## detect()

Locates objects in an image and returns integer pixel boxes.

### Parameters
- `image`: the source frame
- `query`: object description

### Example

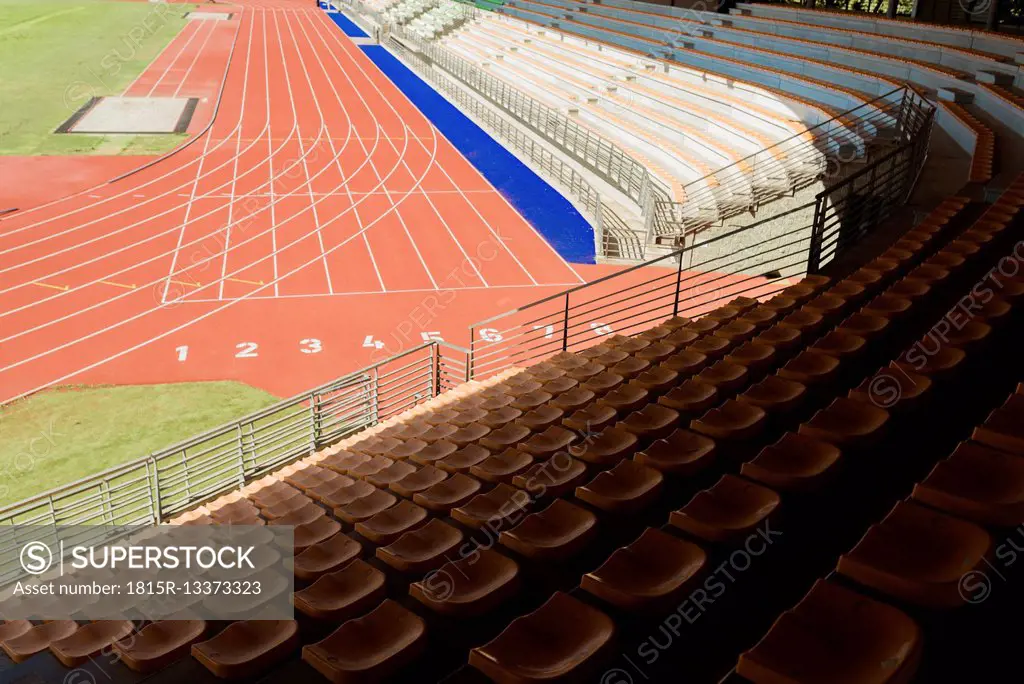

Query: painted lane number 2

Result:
[175,340,323,362]
[235,342,259,358]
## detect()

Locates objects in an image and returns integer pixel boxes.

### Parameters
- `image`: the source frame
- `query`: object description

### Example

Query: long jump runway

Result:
[0,3,604,402]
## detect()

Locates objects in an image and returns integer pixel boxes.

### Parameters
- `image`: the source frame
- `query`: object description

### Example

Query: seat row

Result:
[462,185,1024,678]
[0,618,209,673]
[136,182,1022,682]
[733,179,1024,683]
[739,375,1024,683]
[466,178,1024,681]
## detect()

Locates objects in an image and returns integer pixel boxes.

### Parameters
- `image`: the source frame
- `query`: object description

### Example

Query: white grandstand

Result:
[339,0,1019,263]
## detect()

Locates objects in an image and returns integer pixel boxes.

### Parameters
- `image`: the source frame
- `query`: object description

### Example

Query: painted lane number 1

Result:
[176,340,323,361]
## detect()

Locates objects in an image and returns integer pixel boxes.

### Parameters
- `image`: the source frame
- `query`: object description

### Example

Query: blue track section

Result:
[325,6,369,38]
[358,44,596,263]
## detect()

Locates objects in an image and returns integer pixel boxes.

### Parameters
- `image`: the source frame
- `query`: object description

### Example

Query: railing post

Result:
[897,87,911,140]
[468,328,476,381]
[180,451,192,502]
[672,246,684,316]
[807,194,826,274]
[310,391,321,451]
[100,480,113,525]
[370,367,380,425]
[235,424,246,486]
[150,460,162,523]
[594,195,605,258]
[432,343,441,398]
[643,195,656,246]
[561,293,570,352]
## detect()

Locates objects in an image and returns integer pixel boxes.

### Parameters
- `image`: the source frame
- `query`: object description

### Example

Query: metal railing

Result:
[646,86,934,244]
[387,33,646,259]
[390,36,601,216]
[808,101,934,272]
[599,201,645,260]
[468,94,934,378]
[391,15,933,254]
[412,36,663,206]
[0,342,470,528]
[468,205,815,377]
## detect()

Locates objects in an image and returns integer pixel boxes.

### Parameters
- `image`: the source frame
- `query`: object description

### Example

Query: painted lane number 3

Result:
[175,339,322,361]
[300,338,323,354]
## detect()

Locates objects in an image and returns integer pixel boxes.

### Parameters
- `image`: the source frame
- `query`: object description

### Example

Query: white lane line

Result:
[0,9,438,398]
[279,11,333,294]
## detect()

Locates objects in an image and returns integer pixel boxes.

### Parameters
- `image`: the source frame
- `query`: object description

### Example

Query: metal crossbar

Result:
[389,15,932,257]
[0,342,470,527]
[469,97,934,378]
[469,202,814,377]
[646,86,933,244]
[405,32,663,206]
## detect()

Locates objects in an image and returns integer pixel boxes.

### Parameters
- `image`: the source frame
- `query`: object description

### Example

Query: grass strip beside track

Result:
[0,0,193,155]
[0,381,279,505]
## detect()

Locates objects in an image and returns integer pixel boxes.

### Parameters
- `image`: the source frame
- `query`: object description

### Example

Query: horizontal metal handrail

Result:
[646,91,925,240]
[387,34,644,258]
[410,33,658,205]
[0,342,471,525]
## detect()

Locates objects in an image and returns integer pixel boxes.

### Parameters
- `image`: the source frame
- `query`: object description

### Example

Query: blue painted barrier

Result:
[327,6,370,38]
[356,44,596,263]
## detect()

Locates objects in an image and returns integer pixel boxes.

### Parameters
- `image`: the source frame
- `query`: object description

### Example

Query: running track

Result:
[0,1,638,403]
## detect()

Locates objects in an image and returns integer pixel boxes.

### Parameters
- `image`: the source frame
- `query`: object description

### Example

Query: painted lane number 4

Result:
[364,332,443,350]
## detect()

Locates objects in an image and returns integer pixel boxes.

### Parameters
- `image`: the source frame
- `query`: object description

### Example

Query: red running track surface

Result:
[0,3,621,402]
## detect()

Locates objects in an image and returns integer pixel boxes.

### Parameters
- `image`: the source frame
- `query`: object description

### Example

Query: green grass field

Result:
[0,0,195,155]
[0,382,279,506]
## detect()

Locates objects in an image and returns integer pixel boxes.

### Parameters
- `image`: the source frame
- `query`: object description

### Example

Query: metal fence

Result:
[388,33,645,260]
[808,108,934,272]
[0,342,470,528]
[413,37,663,206]
[390,36,602,216]
[389,16,933,259]
[468,206,815,378]
[646,86,934,245]
[468,95,935,378]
